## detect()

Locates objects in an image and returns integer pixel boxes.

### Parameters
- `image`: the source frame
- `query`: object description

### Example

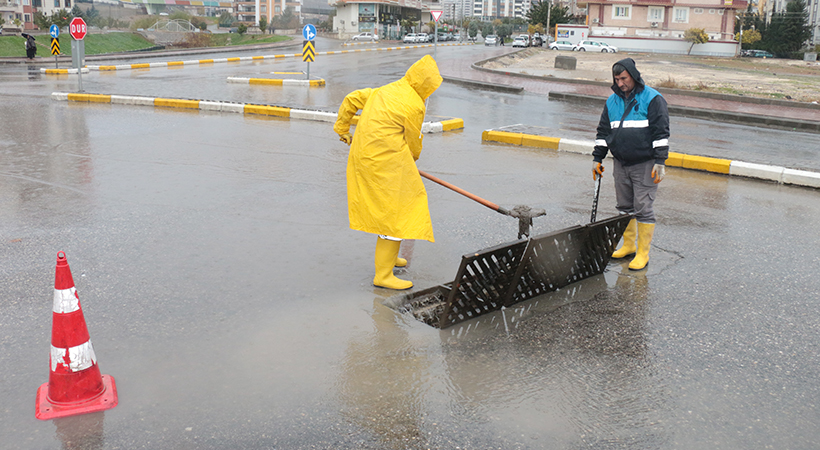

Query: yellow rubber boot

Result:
[629,222,655,271]
[373,238,413,290]
[395,257,407,268]
[612,219,637,259]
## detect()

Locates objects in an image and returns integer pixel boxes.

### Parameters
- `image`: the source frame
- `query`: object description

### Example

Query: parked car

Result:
[403,33,418,43]
[743,49,774,58]
[549,40,575,51]
[517,34,530,46]
[484,34,498,46]
[415,33,430,43]
[512,36,528,48]
[573,40,618,52]
[531,33,544,47]
[352,32,378,41]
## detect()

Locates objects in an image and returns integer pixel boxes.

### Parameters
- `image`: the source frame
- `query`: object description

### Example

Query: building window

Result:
[673,7,689,23]
[694,8,704,14]
[53,0,58,7]
[647,6,664,21]
[718,9,724,15]
[613,5,631,19]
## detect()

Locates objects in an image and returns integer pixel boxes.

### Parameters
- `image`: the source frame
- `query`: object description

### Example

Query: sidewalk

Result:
[436,48,820,127]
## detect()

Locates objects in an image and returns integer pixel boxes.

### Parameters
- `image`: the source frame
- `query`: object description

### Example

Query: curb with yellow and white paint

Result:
[85,43,475,72]
[51,92,464,133]
[227,76,326,87]
[481,129,820,190]
[41,68,90,75]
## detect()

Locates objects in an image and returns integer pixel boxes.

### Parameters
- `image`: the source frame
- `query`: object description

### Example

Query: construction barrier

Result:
[481,129,820,190]
[86,43,476,72]
[51,92,464,133]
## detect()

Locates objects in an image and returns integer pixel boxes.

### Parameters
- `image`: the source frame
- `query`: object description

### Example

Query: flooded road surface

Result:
[1,45,820,449]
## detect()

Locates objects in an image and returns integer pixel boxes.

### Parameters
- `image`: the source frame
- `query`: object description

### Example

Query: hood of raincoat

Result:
[404,55,443,101]
[611,57,645,97]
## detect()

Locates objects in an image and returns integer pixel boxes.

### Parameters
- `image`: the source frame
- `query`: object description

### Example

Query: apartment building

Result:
[330,0,447,40]
[235,0,302,24]
[1,0,37,31]
[473,0,531,19]
[581,0,748,42]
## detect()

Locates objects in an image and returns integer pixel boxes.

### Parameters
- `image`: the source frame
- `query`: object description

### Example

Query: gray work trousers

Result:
[613,159,657,223]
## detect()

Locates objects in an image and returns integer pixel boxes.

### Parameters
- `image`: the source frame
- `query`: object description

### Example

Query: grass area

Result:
[208,33,290,47]
[0,31,291,57]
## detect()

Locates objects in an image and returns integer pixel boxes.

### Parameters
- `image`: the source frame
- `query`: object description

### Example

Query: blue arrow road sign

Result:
[302,24,316,41]
[50,24,60,38]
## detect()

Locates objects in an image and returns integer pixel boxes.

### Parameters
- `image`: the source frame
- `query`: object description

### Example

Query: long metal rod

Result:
[418,169,506,214]
[590,174,601,223]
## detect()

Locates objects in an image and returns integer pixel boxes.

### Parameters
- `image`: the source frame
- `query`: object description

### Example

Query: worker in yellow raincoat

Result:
[334,55,443,290]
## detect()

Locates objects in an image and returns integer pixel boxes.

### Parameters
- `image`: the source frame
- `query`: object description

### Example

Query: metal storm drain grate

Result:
[390,214,634,329]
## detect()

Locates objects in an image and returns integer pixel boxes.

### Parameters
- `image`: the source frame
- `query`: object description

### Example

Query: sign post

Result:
[69,17,87,92]
[431,10,442,60]
[302,24,316,80]
[49,24,60,68]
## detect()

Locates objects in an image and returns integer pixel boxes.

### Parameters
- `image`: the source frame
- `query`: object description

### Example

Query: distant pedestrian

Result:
[22,33,37,59]
[499,35,504,46]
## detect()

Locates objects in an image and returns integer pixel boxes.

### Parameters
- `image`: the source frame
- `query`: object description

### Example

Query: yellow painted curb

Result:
[167,61,184,66]
[131,63,150,69]
[154,98,200,109]
[67,93,112,103]
[252,56,265,60]
[249,79,285,85]
[440,119,464,131]
[244,104,291,117]
[666,152,685,167]
[522,135,560,149]
[309,79,326,87]
[227,57,241,62]
[482,130,523,145]
[199,59,214,64]
[99,65,117,71]
[44,69,69,74]
[681,154,731,174]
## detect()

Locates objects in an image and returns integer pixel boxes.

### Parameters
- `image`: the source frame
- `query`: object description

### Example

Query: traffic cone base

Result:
[36,374,118,420]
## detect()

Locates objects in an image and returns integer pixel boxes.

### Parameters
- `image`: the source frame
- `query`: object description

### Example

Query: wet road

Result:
[1,41,819,449]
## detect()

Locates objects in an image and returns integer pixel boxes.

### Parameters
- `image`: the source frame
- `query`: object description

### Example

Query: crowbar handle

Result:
[418,170,510,215]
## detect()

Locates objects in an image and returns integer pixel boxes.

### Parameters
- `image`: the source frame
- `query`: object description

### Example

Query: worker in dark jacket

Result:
[592,57,669,271]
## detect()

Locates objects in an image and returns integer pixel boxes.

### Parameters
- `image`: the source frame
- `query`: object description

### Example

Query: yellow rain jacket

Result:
[334,55,443,242]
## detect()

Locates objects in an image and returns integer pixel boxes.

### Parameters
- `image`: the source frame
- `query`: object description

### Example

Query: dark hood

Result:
[611,57,645,97]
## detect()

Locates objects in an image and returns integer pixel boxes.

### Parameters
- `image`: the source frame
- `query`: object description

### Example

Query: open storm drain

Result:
[388,214,634,329]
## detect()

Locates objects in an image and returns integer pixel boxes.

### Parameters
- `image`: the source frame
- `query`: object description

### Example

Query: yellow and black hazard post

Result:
[51,38,60,68]
[302,40,315,80]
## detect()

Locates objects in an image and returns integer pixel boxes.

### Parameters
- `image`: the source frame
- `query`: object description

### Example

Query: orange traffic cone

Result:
[35,252,118,420]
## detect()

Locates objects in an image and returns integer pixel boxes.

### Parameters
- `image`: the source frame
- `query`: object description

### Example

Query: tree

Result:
[734,29,761,47]
[498,23,512,40]
[258,16,267,33]
[51,9,72,29]
[33,11,51,30]
[527,0,571,34]
[237,23,247,35]
[400,19,415,34]
[218,11,234,27]
[468,21,478,39]
[70,4,84,18]
[482,22,493,37]
[762,0,811,55]
[683,27,709,55]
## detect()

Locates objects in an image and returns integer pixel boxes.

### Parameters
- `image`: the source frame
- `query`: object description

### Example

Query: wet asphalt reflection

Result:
[0,45,819,449]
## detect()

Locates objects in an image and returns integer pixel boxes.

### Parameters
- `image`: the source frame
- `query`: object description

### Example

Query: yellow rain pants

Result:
[334,55,443,242]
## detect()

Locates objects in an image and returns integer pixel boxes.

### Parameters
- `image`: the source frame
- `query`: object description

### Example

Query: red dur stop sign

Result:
[69,17,87,40]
